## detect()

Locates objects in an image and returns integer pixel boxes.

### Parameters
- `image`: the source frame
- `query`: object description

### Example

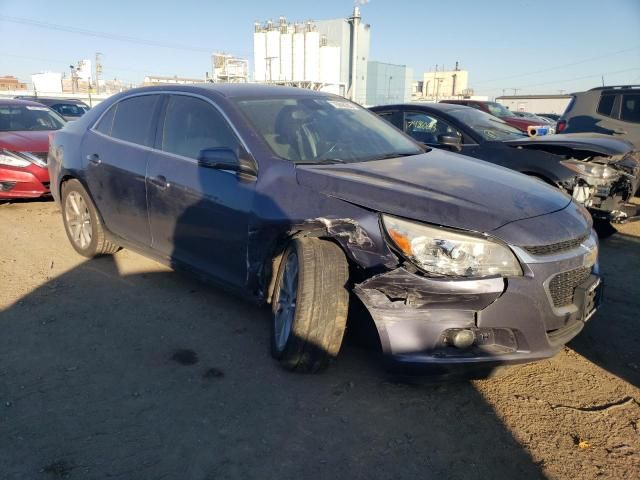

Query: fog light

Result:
[449,329,476,349]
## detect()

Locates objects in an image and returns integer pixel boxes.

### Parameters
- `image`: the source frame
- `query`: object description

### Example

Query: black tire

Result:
[271,237,349,373]
[61,179,119,257]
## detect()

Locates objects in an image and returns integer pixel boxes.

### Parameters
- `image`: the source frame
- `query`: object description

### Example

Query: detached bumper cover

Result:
[354,234,602,368]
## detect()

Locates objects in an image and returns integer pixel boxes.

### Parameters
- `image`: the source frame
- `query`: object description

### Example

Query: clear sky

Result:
[1,0,639,97]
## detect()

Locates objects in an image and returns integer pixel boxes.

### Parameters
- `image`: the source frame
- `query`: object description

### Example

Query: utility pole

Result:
[95,52,103,95]
[511,88,520,95]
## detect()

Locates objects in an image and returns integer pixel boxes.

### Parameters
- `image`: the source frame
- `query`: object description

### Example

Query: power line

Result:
[473,46,640,85]
[0,15,217,53]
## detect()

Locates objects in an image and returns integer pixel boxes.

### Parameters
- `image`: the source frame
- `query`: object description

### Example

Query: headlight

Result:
[0,150,31,168]
[561,160,619,180]
[382,215,522,278]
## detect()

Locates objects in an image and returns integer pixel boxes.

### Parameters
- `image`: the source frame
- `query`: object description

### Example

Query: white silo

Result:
[253,22,267,82]
[279,19,293,81]
[304,22,320,82]
[292,23,305,81]
[265,21,281,81]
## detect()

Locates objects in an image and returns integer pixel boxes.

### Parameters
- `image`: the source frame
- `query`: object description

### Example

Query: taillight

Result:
[556,120,567,133]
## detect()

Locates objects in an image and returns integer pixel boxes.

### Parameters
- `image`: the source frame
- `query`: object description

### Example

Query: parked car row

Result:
[44,84,607,376]
[370,102,640,226]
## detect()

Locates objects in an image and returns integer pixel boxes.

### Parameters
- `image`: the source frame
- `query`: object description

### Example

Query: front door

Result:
[146,94,255,288]
[82,94,162,246]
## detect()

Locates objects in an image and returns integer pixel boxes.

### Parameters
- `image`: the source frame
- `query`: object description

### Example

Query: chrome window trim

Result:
[88,90,256,164]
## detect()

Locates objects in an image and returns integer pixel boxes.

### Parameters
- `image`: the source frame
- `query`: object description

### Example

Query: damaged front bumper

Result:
[353,236,603,372]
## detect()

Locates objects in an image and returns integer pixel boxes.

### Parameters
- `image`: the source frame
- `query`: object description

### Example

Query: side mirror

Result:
[198,147,240,171]
[197,147,258,177]
[437,134,462,152]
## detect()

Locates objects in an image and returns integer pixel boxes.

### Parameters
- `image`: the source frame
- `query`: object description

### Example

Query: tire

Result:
[61,179,119,257]
[271,237,349,373]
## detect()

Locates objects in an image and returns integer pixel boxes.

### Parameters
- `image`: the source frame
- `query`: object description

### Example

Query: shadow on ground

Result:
[569,232,640,388]
[0,255,545,480]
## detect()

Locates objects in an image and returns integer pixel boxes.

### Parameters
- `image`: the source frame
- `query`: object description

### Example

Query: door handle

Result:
[149,175,170,190]
[86,153,101,165]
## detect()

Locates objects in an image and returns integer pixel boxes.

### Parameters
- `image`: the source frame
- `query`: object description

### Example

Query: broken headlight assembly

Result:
[560,160,619,181]
[382,215,522,278]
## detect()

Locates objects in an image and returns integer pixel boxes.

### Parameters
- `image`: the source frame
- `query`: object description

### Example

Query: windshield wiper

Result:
[370,151,423,161]
[300,158,347,165]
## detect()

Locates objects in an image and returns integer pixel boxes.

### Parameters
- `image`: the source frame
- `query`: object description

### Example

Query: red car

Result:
[0,99,65,199]
[440,100,545,132]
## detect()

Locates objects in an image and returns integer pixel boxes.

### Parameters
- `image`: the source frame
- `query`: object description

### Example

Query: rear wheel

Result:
[61,179,119,257]
[271,237,349,373]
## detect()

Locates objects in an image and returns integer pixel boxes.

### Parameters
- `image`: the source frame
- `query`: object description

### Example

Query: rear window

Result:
[110,95,160,147]
[620,93,640,123]
[596,94,616,117]
[52,103,88,117]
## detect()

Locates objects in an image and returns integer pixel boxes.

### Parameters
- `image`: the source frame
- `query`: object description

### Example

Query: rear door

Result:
[146,94,255,287]
[82,94,162,246]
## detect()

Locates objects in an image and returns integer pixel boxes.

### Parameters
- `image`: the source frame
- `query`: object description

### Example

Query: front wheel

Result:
[271,237,349,373]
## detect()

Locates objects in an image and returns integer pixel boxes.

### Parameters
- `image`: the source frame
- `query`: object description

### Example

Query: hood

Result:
[296,150,572,233]
[503,133,635,157]
[0,130,51,152]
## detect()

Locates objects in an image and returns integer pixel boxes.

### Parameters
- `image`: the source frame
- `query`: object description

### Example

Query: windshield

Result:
[235,96,423,163]
[0,104,66,132]
[449,108,526,141]
[486,102,516,118]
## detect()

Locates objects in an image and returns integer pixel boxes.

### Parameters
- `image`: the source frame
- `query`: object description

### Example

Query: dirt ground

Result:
[1,199,639,480]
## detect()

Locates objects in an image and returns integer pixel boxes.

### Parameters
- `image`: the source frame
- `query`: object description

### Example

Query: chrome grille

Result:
[524,234,588,256]
[548,267,591,307]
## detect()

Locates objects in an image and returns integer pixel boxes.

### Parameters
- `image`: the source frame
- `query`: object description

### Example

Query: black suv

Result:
[558,85,640,147]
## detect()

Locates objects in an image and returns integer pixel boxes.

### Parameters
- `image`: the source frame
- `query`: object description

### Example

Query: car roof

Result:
[372,102,475,114]
[25,97,89,105]
[120,83,336,99]
[0,98,53,107]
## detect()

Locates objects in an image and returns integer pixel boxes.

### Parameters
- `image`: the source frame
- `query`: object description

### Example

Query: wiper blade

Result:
[371,152,423,161]
[300,158,347,165]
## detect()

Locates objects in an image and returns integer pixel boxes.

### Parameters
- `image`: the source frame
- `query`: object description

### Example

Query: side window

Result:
[110,95,160,147]
[403,112,461,145]
[161,95,239,159]
[596,94,616,117]
[620,94,640,123]
[94,104,117,136]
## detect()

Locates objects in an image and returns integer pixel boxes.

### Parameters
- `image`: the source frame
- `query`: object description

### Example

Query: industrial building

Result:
[366,61,413,106]
[211,53,249,83]
[142,75,207,86]
[496,94,573,115]
[252,6,371,103]
[419,64,469,101]
[31,72,63,93]
[0,75,27,91]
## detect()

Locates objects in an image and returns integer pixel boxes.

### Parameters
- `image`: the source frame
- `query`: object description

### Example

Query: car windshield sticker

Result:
[327,100,359,110]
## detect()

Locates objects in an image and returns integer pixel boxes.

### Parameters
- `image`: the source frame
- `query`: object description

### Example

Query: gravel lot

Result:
[1,199,639,479]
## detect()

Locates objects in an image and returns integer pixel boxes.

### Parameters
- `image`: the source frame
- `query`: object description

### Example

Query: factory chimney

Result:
[348,6,361,102]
